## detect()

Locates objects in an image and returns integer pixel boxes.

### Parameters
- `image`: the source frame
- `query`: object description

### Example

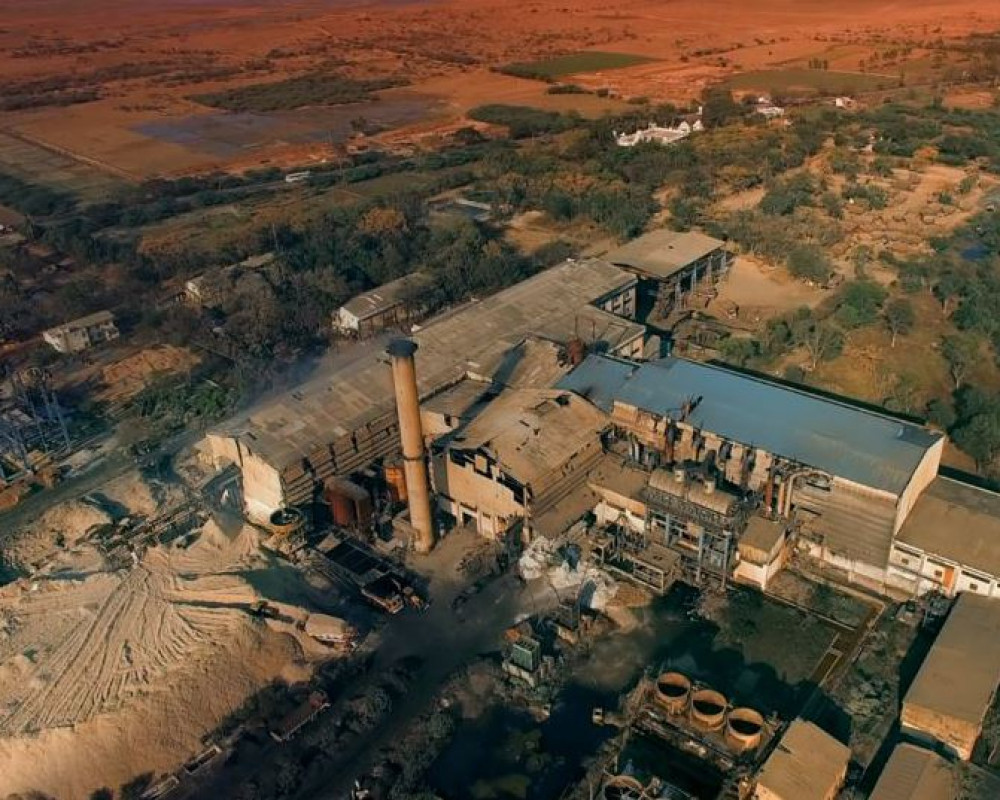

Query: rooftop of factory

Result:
[448,388,608,486]
[557,354,942,495]
[604,229,726,280]
[339,272,430,321]
[903,592,1000,727]
[869,743,955,800]
[755,719,850,800]
[896,476,1000,576]
[215,259,639,471]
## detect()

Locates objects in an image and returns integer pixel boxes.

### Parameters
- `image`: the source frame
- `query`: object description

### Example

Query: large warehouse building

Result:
[557,353,944,585]
[205,259,641,522]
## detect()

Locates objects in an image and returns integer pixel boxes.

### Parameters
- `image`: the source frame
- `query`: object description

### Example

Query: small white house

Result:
[334,272,430,337]
[614,119,703,148]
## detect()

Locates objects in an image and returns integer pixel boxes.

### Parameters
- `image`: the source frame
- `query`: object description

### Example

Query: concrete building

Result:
[333,272,431,337]
[901,592,1000,760]
[432,388,608,540]
[605,229,732,314]
[42,310,119,353]
[205,259,641,523]
[889,477,1000,598]
[734,516,789,590]
[557,354,944,586]
[754,718,850,800]
[869,743,955,800]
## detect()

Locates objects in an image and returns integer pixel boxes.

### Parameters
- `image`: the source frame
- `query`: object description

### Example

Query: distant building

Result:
[754,718,850,800]
[834,96,856,109]
[869,743,955,800]
[901,592,1000,760]
[334,272,431,337]
[614,119,702,147]
[42,310,119,353]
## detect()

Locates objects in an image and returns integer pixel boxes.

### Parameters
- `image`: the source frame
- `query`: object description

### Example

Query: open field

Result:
[0,0,998,180]
[501,51,656,80]
[0,130,126,199]
[722,68,899,94]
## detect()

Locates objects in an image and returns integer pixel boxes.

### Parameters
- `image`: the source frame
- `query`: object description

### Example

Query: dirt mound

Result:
[0,519,319,799]
[2,500,111,570]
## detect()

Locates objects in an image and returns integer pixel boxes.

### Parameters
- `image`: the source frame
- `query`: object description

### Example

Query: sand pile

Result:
[0,518,317,799]
[2,500,111,570]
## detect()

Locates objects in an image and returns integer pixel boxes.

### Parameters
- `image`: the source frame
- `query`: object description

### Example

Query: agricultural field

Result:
[500,51,656,81]
[722,68,899,95]
[0,130,125,200]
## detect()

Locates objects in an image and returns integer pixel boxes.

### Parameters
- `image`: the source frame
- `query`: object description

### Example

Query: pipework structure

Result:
[0,366,71,483]
[387,339,434,553]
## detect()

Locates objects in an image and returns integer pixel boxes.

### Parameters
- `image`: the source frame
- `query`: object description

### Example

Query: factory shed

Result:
[434,388,609,539]
[613,357,939,495]
[606,229,728,281]
[334,272,430,336]
[207,259,640,521]
[869,743,955,800]
[735,516,788,590]
[754,719,850,800]
[891,477,1000,597]
[901,592,1000,760]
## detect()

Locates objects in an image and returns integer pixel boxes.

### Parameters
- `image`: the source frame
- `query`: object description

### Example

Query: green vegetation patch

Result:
[191,72,409,112]
[722,68,897,95]
[467,104,580,138]
[500,51,655,81]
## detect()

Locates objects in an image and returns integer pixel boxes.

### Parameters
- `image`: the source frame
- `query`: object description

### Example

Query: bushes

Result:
[0,171,76,216]
[787,244,833,283]
[192,73,407,112]
[467,105,579,138]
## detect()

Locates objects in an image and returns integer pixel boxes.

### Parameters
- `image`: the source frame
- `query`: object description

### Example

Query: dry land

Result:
[0,0,998,180]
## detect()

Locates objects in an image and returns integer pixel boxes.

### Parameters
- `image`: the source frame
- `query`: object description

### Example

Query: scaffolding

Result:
[0,366,70,483]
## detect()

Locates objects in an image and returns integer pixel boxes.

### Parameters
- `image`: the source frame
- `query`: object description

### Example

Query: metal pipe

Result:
[387,339,434,552]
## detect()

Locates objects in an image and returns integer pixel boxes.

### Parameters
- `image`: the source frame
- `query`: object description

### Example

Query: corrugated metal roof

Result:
[903,592,1000,727]
[605,229,725,279]
[897,476,1000,577]
[559,354,940,495]
[756,719,850,800]
[340,272,429,320]
[869,744,955,800]
[218,260,639,470]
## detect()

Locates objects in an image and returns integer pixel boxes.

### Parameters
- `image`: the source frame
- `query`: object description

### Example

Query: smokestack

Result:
[387,339,434,553]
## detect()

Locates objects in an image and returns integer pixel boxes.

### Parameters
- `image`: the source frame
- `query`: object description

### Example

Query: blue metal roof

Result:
[559,355,941,494]
[555,355,638,413]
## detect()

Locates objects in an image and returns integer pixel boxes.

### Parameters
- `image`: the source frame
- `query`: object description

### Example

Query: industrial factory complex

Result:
[195,230,1000,800]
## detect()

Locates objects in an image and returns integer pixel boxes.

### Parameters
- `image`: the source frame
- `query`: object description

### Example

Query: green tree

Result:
[954,409,1000,473]
[787,244,833,283]
[836,281,888,329]
[941,333,981,389]
[701,87,740,128]
[884,298,916,346]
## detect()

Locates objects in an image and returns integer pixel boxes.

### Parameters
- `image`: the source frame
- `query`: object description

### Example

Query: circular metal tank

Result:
[726,707,764,752]
[601,775,645,800]
[690,688,727,731]
[384,462,408,504]
[268,506,305,537]
[654,672,692,715]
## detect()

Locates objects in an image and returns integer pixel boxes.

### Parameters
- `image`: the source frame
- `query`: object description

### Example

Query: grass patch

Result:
[500,51,655,81]
[722,68,898,95]
[191,72,408,112]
